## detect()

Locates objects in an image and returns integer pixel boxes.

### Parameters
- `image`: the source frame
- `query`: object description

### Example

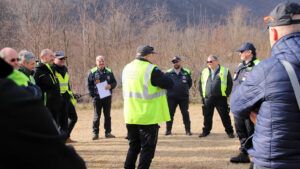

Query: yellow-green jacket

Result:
[122,59,171,124]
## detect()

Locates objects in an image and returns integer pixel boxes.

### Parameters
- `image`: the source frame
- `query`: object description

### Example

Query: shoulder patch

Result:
[154,67,159,71]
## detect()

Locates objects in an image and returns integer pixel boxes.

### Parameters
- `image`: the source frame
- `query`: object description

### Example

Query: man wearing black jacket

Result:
[87,55,117,140]
[199,55,234,138]
[0,58,86,169]
[34,49,61,125]
[230,42,260,164]
[165,56,192,136]
[52,51,78,142]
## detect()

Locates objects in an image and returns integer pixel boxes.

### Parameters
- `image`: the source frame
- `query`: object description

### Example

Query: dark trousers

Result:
[234,117,254,154]
[59,93,70,136]
[166,97,191,132]
[47,106,60,125]
[124,124,159,169]
[93,96,112,134]
[67,103,78,138]
[202,96,233,134]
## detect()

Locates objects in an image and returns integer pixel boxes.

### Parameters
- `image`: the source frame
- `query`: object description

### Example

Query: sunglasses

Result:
[59,58,66,61]
[10,58,20,62]
[172,61,179,64]
[207,60,214,63]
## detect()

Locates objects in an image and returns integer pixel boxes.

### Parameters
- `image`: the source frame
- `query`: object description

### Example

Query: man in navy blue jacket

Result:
[165,56,192,136]
[231,2,300,169]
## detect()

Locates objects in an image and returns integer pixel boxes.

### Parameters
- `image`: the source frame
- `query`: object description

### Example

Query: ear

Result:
[271,28,278,42]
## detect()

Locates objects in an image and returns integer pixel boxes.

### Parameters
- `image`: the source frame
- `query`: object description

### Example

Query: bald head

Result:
[0,47,19,70]
[40,49,54,64]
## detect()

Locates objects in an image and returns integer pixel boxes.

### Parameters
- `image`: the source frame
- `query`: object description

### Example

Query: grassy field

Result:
[71,103,251,169]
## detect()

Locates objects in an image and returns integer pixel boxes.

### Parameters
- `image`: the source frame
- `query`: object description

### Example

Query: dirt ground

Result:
[70,103,251,169]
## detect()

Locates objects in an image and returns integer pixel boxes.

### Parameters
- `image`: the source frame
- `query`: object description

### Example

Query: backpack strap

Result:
[280,60,300,109]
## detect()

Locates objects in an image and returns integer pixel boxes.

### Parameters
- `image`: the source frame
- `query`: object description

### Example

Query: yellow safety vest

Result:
[122,59,171,124]
[201,66,229,98]
[56,71,76,105]
[29,75,36,85]
[7,70,29,86]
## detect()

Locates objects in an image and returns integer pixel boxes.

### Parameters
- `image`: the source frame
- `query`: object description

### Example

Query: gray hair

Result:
[0,49,7,59]
[19,50,36,64]
[96,55,105,61]
[208,55,218,61]
[40,49,49,57]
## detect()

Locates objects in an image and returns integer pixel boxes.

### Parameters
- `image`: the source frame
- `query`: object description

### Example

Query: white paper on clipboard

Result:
[96,80,111,99]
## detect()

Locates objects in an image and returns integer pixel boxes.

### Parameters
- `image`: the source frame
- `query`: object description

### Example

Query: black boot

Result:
[230,152,250,163]
[165,130,171,136]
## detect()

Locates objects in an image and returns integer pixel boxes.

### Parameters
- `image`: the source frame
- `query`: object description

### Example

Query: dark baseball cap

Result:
[136,45,157,56]
[171,56,181,63]
[264,1,300,30]
[54,51,67,59]
[236,42,256,52]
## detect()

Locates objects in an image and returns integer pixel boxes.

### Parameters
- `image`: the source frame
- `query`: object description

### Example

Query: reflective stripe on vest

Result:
[29,75,36,85]
[56,71,76,104]
[123,64,166,100]
[45,63,57,85]
[201,66,228,98]
[56,72,69,94]
[122,59,170,124]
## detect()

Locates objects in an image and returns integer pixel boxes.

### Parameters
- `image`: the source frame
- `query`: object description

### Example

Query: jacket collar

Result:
[136,57,152,64]
[19,65,33,76]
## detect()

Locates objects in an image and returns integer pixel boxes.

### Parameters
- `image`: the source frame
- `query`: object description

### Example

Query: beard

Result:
[174,65,180,69]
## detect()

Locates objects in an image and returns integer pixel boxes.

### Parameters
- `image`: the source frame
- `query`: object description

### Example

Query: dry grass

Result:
[71,103,250,169]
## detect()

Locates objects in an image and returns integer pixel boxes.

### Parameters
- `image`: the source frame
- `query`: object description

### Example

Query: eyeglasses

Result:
[10,58,20,62]
[59,58,66,61]
[207,60,214,63]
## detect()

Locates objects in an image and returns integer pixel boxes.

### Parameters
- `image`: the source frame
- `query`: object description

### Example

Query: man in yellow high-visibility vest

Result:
[199,55,234,138]
[122,45,173,169]
[52,51,78,143]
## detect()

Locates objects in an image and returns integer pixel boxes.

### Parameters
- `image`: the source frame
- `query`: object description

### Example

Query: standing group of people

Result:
[0,1,299,169]
[1,48,78,143]
[122,2,300,169]
[0,50,86,168]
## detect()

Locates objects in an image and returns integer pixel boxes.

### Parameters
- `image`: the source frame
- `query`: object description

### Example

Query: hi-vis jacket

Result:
[122,59,171,125]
